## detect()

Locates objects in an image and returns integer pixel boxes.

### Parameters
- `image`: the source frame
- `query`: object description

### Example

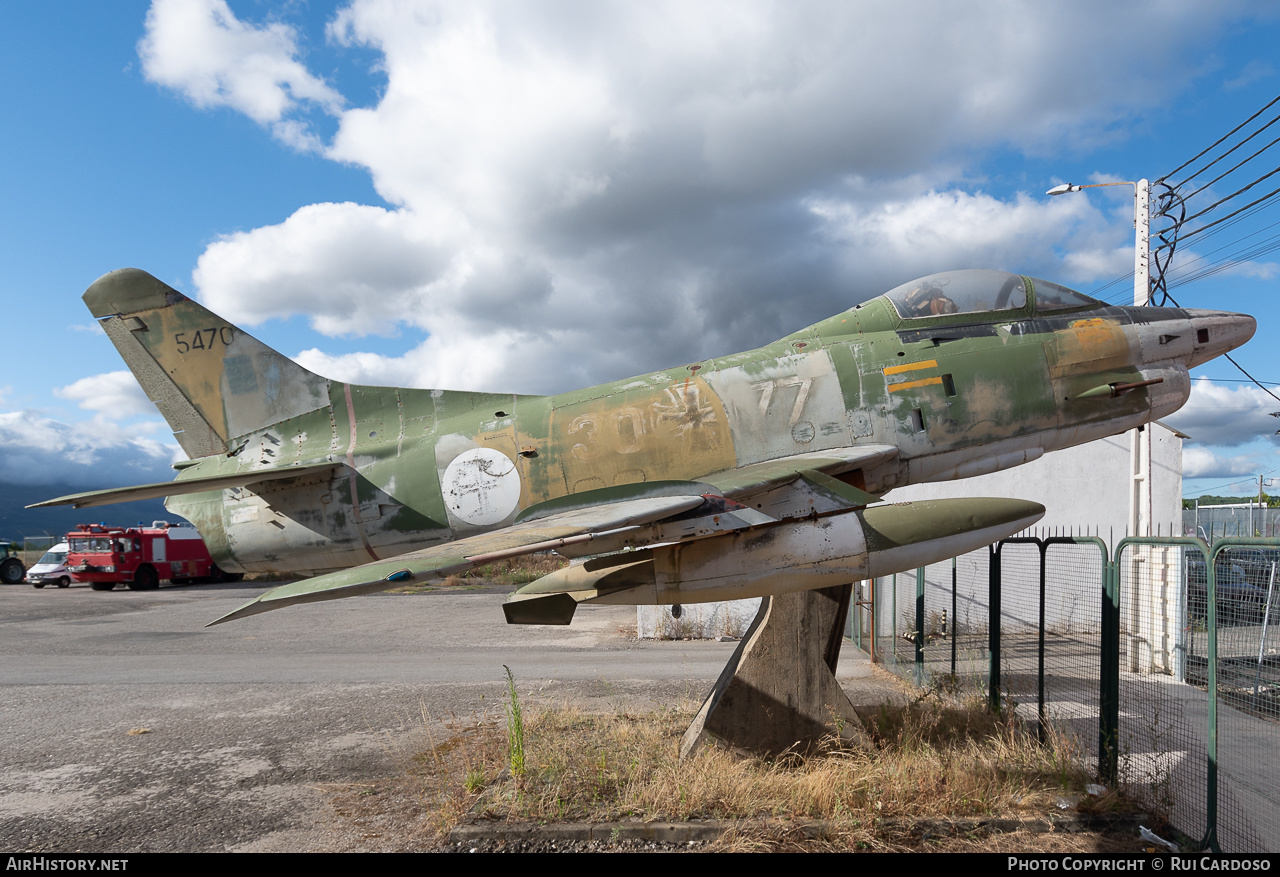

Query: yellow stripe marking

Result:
[887,376,943,393]
[883,359,937,376]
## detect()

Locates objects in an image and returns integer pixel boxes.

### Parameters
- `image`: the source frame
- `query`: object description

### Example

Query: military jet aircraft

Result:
[34,268,1254,625]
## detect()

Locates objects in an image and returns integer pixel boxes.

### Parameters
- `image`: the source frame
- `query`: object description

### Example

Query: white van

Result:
[27,543,71,589]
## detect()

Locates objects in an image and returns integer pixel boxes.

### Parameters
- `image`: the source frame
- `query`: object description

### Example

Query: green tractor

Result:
[0,542,25,585]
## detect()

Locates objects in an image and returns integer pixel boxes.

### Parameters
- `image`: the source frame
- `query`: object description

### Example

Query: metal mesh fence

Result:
[1001,542,1103,758]
[856,535,1280,852]
[865,549,992,694]
[1199,544,1280,852]
[994,542,1043,712]
[943,550,995,691]
[17,536,56,570]
[873,569,915,679]
[1193,546,1280,720]
[1116,542,1209,846]
[1114,541,1280,852]
[867,538,1103,764]
[1185,506,1280,540]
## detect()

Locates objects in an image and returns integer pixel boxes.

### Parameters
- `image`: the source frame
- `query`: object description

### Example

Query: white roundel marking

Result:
[442,447,521,526]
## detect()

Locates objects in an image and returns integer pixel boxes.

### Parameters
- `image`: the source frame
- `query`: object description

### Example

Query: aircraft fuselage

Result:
[158,270,1249,576]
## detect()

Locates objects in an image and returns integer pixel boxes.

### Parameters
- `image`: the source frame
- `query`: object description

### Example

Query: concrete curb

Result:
[448,812,1152,846]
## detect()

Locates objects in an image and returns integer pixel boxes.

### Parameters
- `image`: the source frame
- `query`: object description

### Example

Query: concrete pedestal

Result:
[679,583,868,759]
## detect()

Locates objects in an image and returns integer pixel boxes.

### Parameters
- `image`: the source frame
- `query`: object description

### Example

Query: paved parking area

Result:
[0,581,742,852]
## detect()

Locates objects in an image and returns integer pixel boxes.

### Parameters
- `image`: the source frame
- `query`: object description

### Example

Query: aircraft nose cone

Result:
[1183,309,1256,368]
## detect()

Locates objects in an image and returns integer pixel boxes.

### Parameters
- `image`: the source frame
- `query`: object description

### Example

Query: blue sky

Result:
[1,0,1278,500]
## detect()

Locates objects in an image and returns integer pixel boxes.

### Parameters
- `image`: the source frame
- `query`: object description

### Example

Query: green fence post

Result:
[989,543,1001,713]
[1205,541,1221,853]
[951,556,958,678]
[891,573,897,668]
[916,566,926,686]
[1036,541,1048,743]
[1099,550,1119,786]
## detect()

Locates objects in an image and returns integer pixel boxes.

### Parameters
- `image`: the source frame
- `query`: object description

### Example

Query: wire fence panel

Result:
[868,550,993,694]
[1115,540,1280,852]
[994,543,1043,712]
[932,550,993,692]
[872,570,915,678]
[1185,507,1280,540]
[1202,544,1280,852]
[868,538,1105,733]
[857,535,1280,852]
[1117,543,1208,846]
[990,541,1104,759]
[1039,543,1103,757]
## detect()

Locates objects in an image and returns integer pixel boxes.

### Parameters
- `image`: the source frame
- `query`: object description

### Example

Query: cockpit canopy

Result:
[883,270,1102,320]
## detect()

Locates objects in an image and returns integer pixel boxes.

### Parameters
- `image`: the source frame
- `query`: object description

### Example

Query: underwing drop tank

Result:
[503,497,1043,624]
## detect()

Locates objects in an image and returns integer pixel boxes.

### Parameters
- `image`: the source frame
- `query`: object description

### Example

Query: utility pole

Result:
[1133,180,1151,536]
[1048,178,1153,534]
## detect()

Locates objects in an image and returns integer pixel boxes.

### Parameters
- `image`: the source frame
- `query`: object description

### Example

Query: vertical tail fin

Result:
[84,269,331,458]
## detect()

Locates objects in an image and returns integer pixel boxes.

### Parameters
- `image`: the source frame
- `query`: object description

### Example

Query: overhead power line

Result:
[1143,96,1280,295]
[1156,176,1280,250]
[1156,95,1280,185]
[1075,96,1280,397]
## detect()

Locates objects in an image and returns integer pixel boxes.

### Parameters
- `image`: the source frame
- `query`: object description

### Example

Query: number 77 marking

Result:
[753,377,812,425]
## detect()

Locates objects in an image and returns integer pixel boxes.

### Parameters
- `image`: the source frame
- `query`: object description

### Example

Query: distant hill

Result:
[0,483,173,544]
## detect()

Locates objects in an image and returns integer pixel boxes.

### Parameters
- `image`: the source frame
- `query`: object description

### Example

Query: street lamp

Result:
[1046,180,1150,306]
[1047,178,1153,535]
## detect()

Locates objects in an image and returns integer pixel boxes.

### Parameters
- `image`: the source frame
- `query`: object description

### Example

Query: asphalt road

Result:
[0,580,742,852]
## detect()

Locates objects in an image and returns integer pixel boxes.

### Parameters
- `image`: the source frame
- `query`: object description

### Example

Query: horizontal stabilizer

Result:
[28,462,341,509]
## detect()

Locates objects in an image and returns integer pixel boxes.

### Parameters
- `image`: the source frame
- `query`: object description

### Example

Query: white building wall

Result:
[889,424,1182,539]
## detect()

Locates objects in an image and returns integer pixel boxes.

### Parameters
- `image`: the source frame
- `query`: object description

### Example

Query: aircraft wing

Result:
[209,448,900,627]
[27,462,343,509]
[209,482,720,625]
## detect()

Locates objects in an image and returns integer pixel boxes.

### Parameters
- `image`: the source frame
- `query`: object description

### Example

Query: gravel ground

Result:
[0,581,737,852]
[0,580,1154,853]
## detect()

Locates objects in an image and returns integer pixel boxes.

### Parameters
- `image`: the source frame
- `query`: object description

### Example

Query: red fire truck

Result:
[65,521,238,591]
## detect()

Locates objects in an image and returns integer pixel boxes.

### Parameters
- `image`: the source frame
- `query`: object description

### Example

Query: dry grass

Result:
[396,693,1145,851]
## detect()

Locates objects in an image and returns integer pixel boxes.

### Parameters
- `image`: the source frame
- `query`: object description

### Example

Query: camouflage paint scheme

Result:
[35,268,1253,623]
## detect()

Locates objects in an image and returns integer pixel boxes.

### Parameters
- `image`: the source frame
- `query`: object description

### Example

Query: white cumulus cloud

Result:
[0,411,178,487]
[194,202,460,335]
[1164,377,1280,448]
[806,188,1131,288]
[139,0,343,149]
[1183,446,1264,479]
[134,0,1268,394]
[55,371,158,419]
